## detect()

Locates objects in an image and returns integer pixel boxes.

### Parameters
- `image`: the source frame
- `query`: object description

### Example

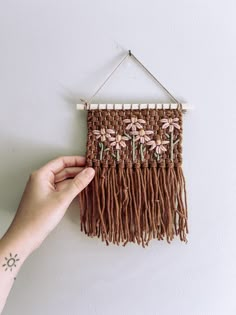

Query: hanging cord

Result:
[83,50,181,109]
[129,51,180,104]
[84,53,130,107]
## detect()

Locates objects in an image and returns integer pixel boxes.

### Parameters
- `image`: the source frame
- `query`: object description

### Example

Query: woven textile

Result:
[79,108,188,247]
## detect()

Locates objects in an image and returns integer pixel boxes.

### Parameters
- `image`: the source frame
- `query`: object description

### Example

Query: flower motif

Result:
[160,118,180,132]
[130,129,154,144]
[109,134,129,150]
[147,139,169,154]
[93,128,115,142]
[123,117,146,131]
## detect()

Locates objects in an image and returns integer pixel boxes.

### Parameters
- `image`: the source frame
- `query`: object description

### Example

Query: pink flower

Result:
[160,117,180,132]
[93,128,115,142]
[147,139,169,154]
[123,117,146,131]
[109,134,129,150]
[130,129,154,144]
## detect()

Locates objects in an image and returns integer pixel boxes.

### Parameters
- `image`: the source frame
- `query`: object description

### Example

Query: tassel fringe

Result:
[79,160,188,247]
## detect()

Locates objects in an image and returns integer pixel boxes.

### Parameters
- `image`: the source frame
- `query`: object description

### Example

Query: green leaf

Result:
[124,132,131,139]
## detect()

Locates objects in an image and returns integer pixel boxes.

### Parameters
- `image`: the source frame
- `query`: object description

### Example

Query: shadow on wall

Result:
[0,89,90,239]
[0,133,69,213]
[0,108,88,212]
[0,132,89,237]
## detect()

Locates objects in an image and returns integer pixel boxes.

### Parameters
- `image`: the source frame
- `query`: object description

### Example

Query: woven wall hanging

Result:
[78,51,189,247]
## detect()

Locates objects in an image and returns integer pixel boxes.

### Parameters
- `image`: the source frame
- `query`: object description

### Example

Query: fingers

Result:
[61,167,95,201]
[55,179,73,191]
[54,167,84,183]
[40,156,86,174]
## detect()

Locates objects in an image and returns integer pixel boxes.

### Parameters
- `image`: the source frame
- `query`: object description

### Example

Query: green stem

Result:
[170,132,173,162]
[154,152,160,161]
[132,136,136,161]
[140,143,144,162]
[116,149,120,161]
[99,142,104,160]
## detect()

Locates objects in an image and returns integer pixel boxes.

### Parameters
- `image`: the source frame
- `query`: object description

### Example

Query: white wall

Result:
[1,1,236,314]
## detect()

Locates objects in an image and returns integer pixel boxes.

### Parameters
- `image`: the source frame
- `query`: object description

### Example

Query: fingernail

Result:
[82,167,95,178]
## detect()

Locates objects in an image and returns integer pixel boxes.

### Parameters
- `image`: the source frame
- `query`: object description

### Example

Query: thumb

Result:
[62,167,95,202]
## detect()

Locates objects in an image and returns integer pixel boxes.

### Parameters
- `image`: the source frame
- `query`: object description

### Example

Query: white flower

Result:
[160,118,180,132]
[147,139,169,154]
[109,134,129,150]
[130,129,154,144]
[123,117,146,131]
[93,128,115,142]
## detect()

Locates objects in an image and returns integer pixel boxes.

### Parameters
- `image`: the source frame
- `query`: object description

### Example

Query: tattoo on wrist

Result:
[2,253,20,272]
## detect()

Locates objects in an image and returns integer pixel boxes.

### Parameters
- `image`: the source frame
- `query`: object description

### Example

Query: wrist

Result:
[0,238,27,282]
[0,230,33,309]
[0,229,34,263]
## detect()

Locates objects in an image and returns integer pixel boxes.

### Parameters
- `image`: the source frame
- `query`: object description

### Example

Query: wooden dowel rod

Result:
[76,103,193,111]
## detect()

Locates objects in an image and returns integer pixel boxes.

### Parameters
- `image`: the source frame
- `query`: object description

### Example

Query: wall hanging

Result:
[77,51,190,247]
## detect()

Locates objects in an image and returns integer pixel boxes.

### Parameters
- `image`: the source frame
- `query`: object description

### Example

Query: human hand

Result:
[2,156,95,256]
[0,156,94,313]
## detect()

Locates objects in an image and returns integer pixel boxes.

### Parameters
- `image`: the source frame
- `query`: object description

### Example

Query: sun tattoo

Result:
[2,253,20,272]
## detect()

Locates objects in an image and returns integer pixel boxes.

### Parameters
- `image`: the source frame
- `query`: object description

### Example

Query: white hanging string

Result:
[79,50,190,111]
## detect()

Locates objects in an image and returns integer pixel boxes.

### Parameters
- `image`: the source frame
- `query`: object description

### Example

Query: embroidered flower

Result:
[109,134,129,150]
[147,139,169,154]
[123,117,146,131]
[93,128,115,142]
[160,118,180,132]
[130,129,154,144]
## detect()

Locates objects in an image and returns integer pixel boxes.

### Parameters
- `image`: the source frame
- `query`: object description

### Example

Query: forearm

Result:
[0,156,94,314]
[0,230,32,314]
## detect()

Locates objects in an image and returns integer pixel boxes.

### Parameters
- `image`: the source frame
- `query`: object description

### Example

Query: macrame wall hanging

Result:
[78,51,190,247]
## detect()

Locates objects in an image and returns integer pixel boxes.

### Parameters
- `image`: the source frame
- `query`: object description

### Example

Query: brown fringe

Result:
[79,161,188,247]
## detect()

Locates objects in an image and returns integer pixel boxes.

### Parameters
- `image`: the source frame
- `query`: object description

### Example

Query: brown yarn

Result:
[79,108,188,247]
